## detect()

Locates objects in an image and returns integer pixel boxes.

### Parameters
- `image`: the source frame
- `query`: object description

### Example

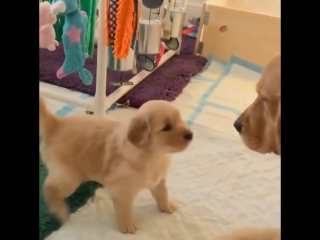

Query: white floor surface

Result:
[42,56,280,240]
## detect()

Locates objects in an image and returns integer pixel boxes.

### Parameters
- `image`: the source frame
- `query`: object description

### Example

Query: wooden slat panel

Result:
[201,3,280,66]
[194,2,208,55]
[206,0,280,17]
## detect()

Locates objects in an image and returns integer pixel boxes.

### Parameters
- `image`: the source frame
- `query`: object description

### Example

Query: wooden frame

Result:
[195,0,280,67]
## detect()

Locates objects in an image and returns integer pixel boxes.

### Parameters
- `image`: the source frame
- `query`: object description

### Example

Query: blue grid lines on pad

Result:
[54,93,117,117]
[186,55,264,126]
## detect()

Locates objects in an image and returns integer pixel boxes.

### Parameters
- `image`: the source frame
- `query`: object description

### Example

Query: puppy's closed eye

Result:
[161,124,172,131]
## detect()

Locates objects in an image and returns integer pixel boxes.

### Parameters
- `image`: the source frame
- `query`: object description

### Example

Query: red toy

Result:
[155,42,165,67]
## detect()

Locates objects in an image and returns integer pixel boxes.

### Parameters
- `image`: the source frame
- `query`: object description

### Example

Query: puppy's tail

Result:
[39,96,58,135]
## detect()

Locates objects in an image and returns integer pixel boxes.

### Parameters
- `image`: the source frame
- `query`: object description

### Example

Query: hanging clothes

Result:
[107,0,140,71]
[113,0,135,59]
[80,0,97,57]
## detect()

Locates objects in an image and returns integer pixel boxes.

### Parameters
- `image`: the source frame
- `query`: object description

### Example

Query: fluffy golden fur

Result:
[213,227,280,240]
[39,97,193,233]
[233,53,281,155]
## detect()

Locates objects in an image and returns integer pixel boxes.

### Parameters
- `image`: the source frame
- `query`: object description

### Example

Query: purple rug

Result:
[39,35,207,108]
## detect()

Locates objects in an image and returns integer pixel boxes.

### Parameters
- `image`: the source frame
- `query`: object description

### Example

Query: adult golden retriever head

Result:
[233,54,281,155]
[127,100,193,153]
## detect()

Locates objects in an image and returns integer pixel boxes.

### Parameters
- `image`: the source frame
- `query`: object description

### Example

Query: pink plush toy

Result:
[39,2,59,51]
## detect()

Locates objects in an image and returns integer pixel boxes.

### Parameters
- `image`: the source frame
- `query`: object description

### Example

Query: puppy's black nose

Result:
[233,120,243,133]
[184,132,193,140]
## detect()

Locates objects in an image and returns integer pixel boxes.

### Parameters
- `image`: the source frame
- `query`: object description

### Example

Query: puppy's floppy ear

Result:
[127,113,150,147]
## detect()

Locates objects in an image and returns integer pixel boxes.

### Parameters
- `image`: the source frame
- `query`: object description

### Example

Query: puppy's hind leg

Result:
[43,169,82,223]
[151,179,177,214]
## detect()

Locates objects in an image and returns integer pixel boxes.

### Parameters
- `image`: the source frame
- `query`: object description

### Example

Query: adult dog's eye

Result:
[162,124,172,131]
[260,96,268,102]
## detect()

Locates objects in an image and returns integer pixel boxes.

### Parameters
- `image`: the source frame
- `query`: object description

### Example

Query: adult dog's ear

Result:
[127,113,150,147]
[275,101,281,155]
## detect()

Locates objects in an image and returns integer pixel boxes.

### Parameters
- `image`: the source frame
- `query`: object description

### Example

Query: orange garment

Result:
[113,0,135,59]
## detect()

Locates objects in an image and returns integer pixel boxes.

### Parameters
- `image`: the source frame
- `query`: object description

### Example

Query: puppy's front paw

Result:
[47,45,56,51]
[118,219,140,234]
[158,201,178,214]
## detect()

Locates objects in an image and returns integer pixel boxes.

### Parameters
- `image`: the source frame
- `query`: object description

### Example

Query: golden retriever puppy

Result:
[213,227,280,240]
[39,97,193,234]
[233,54,281,155]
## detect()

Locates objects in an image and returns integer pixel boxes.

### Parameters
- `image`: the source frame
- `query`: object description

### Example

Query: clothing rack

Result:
[39,0,187,117]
